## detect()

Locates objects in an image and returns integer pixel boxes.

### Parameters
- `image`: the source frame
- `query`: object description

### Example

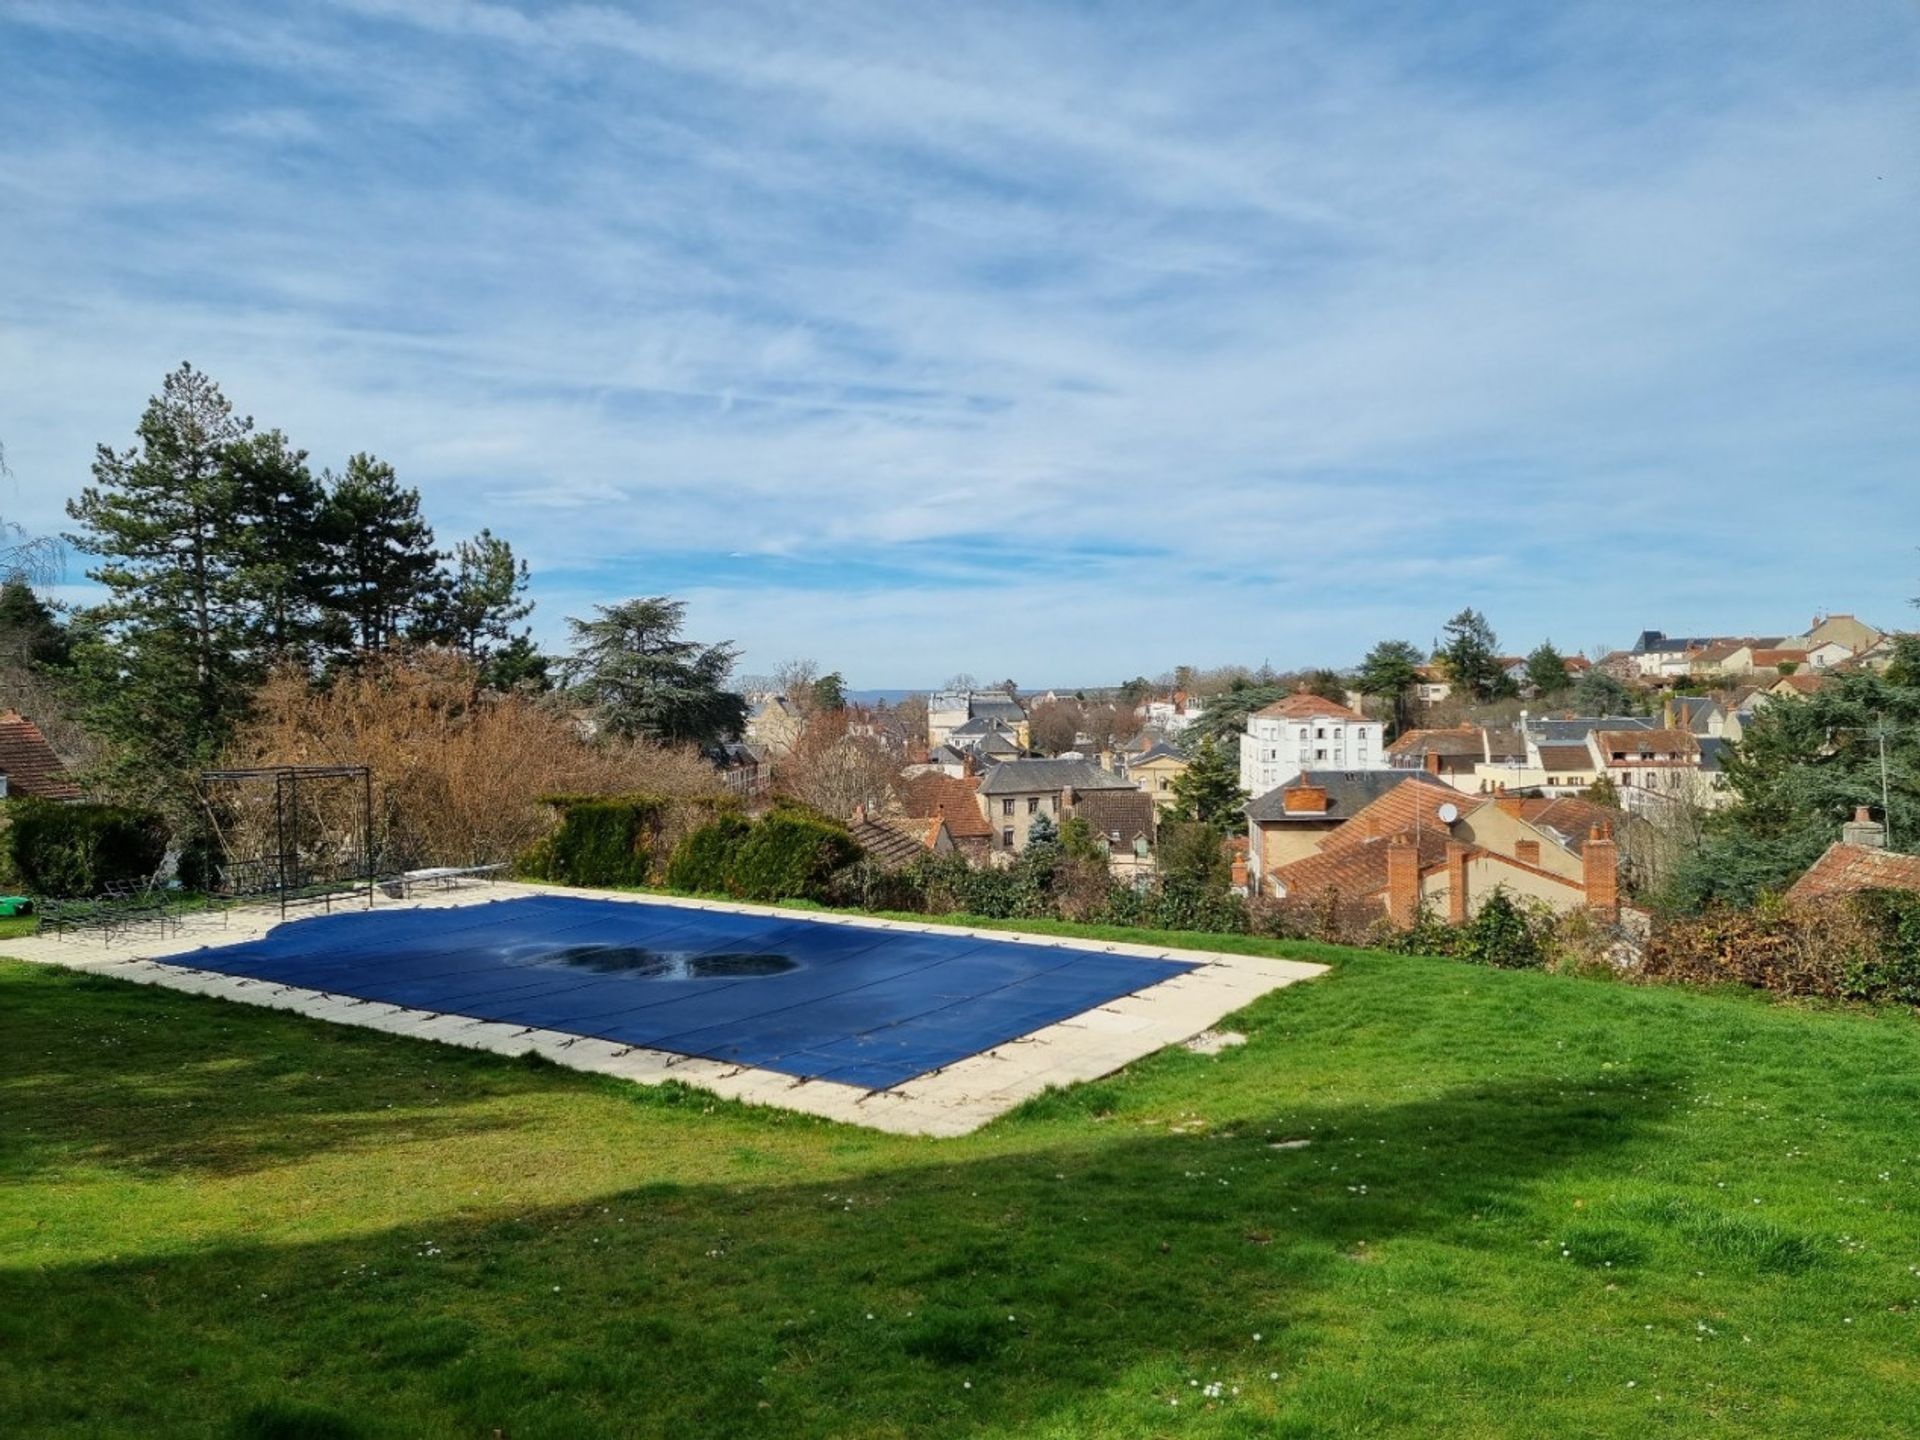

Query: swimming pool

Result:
[169,895,1198,1090]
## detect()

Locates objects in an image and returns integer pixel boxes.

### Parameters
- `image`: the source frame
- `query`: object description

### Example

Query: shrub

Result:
[1642,890,1920,1005]
[664,813,752,894]
[1383,889,1555,969]
[727,811,861,901]
[6,796,168,897]
[519,797,667,887]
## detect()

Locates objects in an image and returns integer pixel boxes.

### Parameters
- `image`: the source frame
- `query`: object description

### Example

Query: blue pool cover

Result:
[167,895,1197,1090]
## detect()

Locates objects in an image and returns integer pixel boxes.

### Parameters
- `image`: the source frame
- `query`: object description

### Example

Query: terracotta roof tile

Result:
[1785,843,1920,902]
[1252,693,1367,722]
[897,772,991,839]
[0,711,79,800]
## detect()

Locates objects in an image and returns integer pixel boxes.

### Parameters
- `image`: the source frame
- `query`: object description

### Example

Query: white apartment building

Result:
[1238,694,1387,795]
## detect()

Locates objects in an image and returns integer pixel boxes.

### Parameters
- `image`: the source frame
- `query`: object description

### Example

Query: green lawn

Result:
[2,924,1916,1439]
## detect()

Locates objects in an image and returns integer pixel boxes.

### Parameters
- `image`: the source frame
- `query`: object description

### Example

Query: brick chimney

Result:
[1282,783,1328,815]
[1445,840,1471,923]
[1841,806,1886,850]
[1387,831,1421,928]
[1230,855,1248,891]
[1583,821,1618,921]
[851,802,867,825]
[1425,750,1443,776]
[1494,783,1523,817]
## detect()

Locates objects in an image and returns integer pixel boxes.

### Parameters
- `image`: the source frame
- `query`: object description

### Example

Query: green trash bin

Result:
[0,896,34,917]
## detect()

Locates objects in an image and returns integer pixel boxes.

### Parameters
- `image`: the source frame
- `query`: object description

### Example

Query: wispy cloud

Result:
[1,1,1915,684]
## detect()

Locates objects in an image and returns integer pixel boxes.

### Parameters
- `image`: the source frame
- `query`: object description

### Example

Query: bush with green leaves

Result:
[517,796,668,887]
[663,813,753,894]
[5,797,169,897]
[1384,889,1555,969]
[726,810,861,901]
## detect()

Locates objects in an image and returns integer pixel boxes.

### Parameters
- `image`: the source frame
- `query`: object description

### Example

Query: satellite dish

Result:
[1437,803,1460,825]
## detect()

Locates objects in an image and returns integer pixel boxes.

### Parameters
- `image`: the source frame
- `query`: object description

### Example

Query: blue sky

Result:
[2,1,1915,687]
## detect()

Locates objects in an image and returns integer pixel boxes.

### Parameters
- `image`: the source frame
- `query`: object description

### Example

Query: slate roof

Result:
[0,711,79,800]
[1245,769,1450,823]
[1527,715,1651,744]
[1786,843,1920,903]
[1697,737,1731,774]
[977,758,1135,795]
[950,715,1017,737]
[897,772,992,839]
[968,695,1026,723]
[1252,693,1367,722]
[1127,741,1185,767]
[1071,788,1156,851]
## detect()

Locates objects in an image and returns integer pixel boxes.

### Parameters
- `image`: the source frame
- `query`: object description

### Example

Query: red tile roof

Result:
[1323,779,1465,849]
[897,771,991,839]
[1785,843,1920,902]
[0,711,78,800]
[1595,729,1699,766]
[1253,693,1367,722]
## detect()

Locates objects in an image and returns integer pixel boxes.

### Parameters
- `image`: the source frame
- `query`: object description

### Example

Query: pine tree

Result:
[1439,608,1511,702]
[227,427,329,665]
[563,597,747,746]
[0,579,69,667]
[423,528,538,686]
[63,363,259,792]
[1357,639,1423,735]
[319,454,440,657]
[1168,735,1248,824]
[1524,642,1571,698]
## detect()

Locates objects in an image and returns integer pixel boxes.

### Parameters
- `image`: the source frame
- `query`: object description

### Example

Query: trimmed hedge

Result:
[729,812,861,901]
[663,812,752,893]
[6,797,168,898]
[662,808,860,903]
[518,797,670,887]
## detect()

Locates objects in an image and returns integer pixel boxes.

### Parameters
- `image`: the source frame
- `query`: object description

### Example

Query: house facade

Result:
[974,758,1137,857]
[1237,694,1385,796]
[1122,741,1189,811]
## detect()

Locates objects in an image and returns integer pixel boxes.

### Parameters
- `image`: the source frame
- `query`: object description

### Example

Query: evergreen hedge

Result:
[518,796,669,887]
[663,812,752,893]
[5,797,169,898]
[662,807,860,902]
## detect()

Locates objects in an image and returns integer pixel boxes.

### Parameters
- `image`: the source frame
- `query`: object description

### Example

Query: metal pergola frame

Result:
[200,764,375,919]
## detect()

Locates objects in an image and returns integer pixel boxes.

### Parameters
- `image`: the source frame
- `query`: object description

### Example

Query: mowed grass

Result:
[2,926,1918,1440]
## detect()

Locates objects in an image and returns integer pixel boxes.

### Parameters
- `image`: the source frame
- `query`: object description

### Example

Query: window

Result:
[1315,727,1326,739]
[1049,796,1059,812]
[1027,796,1039,814]
[1002,798,1014,816]
[1315,748,1327,761]
[1001,828,1014,848]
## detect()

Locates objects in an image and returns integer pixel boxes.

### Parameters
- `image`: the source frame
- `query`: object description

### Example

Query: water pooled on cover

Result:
[541,943,797,979]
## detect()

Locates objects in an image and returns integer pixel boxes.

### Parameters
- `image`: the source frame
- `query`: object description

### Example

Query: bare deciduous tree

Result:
[225,650,723,869]
[772,711,900,820]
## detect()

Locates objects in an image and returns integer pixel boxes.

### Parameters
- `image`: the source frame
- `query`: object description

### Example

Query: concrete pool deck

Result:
[2,881,1327,1137]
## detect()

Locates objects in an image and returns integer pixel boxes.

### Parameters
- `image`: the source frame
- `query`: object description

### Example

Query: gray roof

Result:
[1697,737,1732,773]
[1245,769,1451,823]
[950,714,1017,737]
[977,758,1134,795]
[1126,741,1184,766]
[1527,715,1651,744]
[969,696,1026,722]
